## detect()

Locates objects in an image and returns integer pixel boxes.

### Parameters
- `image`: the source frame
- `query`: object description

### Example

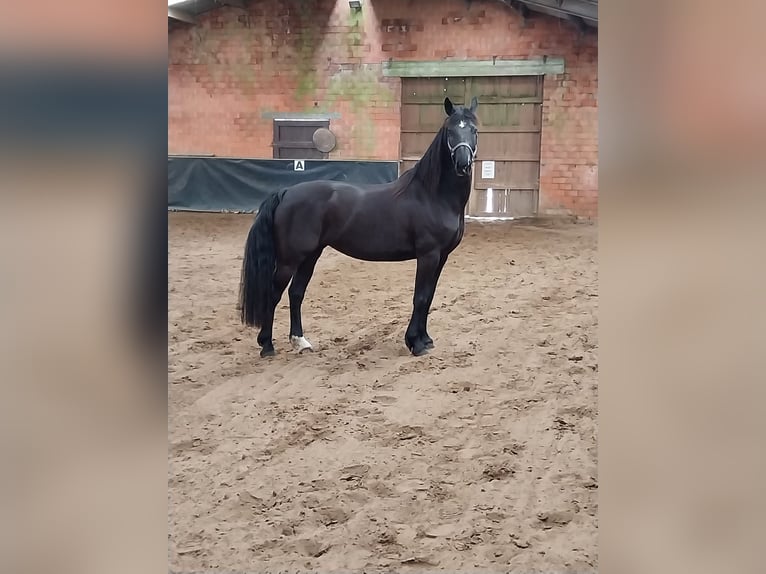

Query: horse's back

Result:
[273,178,416,261]
[272,181,358,248]
[282,179,339,201]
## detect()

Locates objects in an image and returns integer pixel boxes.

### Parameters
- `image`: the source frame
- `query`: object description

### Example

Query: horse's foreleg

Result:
[288,249,322,353]
[422,254,448,350]
[257,264,293,357]
[406,251,441,356]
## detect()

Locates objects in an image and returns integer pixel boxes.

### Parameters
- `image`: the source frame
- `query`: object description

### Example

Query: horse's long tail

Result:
[239,191,283,327]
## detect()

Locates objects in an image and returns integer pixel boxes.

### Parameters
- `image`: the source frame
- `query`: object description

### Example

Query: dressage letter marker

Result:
[481,160,495,179]
[293,160,305,171]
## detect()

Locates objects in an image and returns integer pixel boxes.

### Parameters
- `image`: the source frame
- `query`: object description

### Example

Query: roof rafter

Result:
[495,0,598,28]
[168,7,196,25]
[219,0,248,8]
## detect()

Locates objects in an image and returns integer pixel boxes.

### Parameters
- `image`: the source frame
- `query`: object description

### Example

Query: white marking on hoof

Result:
[290,336,313,353]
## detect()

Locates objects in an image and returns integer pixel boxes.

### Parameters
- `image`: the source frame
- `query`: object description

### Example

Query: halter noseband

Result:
[447,140,478,165]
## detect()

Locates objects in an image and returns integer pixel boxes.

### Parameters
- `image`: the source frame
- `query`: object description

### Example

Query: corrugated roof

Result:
[168,0,246,25]
[505,0,597,29]
[168,1,597,30]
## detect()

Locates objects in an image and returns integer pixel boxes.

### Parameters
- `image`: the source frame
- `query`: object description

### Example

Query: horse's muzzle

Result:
[456,163,472,177]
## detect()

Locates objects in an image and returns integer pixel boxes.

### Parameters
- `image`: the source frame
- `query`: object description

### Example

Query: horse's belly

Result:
[330,233,416,262]
[321,188,420,260]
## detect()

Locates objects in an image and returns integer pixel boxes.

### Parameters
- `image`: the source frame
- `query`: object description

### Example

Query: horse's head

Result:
[444,96,479,177]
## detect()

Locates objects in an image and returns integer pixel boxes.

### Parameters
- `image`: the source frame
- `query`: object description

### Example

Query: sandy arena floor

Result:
[169,212,598,572]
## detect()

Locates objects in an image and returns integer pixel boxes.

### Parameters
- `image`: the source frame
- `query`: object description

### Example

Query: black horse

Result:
[239,96,479,357]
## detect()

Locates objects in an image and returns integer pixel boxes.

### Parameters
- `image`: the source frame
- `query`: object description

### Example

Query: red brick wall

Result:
[168,0,598,218]
[540,50,598,219]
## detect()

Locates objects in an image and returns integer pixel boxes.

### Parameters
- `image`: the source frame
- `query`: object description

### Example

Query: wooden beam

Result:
[261,111,342,120]
[168,8,196,24]
[402,96,543,105]
[507,0,530,24]
[513,0,598,24]
[218,0,248,8]
[382,58,565,78]
[569,14,589,35]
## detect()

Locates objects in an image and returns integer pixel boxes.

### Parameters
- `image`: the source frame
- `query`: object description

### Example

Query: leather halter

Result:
[447,140,478,165]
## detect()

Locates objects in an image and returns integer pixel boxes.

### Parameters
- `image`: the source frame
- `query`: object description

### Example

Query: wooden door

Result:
[466,76,542,217]
[400,76,542,218]
[272,120,329,159]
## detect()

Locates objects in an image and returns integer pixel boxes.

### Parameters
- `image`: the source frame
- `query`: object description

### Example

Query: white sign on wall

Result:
[481,160,495,179]
[294,160,305,171]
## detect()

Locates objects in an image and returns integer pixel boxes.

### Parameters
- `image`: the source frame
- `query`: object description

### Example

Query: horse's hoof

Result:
[260,348,276,358]
[411,345,430,357]
[290,336,313,353]
[424,340,435,350]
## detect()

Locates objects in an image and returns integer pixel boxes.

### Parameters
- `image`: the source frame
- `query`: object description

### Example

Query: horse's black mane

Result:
[392,107,477,197]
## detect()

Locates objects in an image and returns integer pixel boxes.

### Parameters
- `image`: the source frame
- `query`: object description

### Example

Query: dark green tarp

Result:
[168,156,399,212]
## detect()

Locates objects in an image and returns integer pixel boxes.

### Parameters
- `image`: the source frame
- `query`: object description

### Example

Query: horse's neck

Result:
[412,140,472,211]
[438,162,472,212]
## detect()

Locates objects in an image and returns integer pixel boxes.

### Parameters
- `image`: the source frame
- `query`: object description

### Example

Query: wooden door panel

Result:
[479,103,541,129]
[472,75,542,99]
[475,160,539,190]
[277,147,325,160]
[476,132,541,161]
[401,132,436,159]
[400,159,418,175]
[469,188,538,218]
[401,104,445,133]
[272,120,329,160]
[401,104,421,129]
[402,77,465,103]
[468,76,541,217]
[417,104,449,130]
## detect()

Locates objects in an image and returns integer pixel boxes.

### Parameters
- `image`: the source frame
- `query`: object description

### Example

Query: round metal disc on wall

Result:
[313,127,337,153]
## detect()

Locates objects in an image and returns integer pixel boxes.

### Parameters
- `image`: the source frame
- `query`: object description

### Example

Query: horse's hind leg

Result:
[288,249,323,352]
[257,264,293,357]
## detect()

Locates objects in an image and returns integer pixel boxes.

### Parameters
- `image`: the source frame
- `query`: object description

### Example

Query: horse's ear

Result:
[444,97,455,116]
[469,96,478,112]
